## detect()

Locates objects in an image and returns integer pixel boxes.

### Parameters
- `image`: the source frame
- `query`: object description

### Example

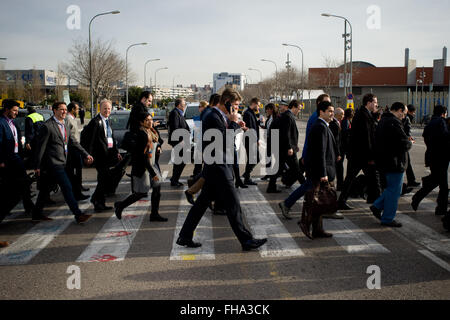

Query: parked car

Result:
[151,108,168,129]
[109,110,130,155]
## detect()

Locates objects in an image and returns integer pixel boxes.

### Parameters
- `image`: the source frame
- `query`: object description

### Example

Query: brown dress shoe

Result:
[76,214,92,224]
[0,241,10,248]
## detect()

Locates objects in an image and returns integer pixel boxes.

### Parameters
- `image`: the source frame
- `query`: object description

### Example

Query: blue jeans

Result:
[373,172,404,223]
[284,178,313,209]
[34,165,82,217]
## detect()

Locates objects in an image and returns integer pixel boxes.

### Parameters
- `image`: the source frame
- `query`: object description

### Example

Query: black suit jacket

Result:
[243,108,260,141]
[423,115,450,167]
[349,106,377,164]
[329,118,342,158]
[279,110,299,154]
[85,114,118,167]
[305,119,337,181]
[168,108,190,147]
[0,116,24,165]
[130,130,158,178]
[202,108,234,181]
[34,117,88,170]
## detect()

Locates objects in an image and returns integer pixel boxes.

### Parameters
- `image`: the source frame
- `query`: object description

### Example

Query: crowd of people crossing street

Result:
[0,88,449,250]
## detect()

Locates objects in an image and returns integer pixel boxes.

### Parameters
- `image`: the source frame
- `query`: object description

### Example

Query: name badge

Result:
[14,142,19,153]
[64,143,68,154]
[107,137,114,149]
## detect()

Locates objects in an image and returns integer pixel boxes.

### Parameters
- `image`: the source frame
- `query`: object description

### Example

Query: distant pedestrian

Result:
[403,104,420,187]
[242,97,262,186]
[412,105,449,216]
[79,106,85,125]
[338,93,382,210]
[168,98,190,187]
[370,102,412,228]
[330,107,344,191]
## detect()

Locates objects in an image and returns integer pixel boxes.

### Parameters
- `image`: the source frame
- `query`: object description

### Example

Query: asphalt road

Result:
[0,120,449,300]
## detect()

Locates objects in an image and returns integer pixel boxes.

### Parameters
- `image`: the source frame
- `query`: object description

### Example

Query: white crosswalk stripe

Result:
[238,187,305,258]
[169,188,215,261]
[76,199,148,263]
[0,199,93,266]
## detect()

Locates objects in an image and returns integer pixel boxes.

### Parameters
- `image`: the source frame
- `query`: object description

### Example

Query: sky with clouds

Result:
[1,0,449,87]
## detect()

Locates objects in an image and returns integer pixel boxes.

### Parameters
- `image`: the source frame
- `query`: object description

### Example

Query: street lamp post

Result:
[261,59,278,101]
[126,42,148,107]
[322,13,353,99]
[154,67,168,100]
[89,10,120,116]
[144,58,160,89]
[282,43,304,102]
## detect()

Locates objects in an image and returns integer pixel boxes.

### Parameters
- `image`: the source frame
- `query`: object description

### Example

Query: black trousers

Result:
[66,150,83,197]
[179,166,253,244]
[405,151,416,184]
[0,159,34,220]
[413,163,449,213]
[243,140,260,180]
[91,165,109,206]
[338,158,381,203]
[171,145,186,183]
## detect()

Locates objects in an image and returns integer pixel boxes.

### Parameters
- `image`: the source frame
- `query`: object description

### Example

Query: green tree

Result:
[121,86,142,107]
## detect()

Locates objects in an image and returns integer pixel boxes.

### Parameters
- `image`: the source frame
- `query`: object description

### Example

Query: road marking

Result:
[418,250,450,272]
[0,199,93,266]
[76,199,148,263]
[323,218,390,254]
[237,187,305,258]
[169,188,215,261]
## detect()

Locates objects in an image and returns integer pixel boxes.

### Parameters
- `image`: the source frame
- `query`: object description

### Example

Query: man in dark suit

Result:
[338,93,381,210]
[267,100,303,193]
[33,102,94,223]
[177,88,267,251]
[0,99,35,223]
[242,97,262,185]
[403,104,420,187]
[168,98,190,186]
[300,100,338,239]
[127,91,152,133]
[84,99,122,212]
[412,105,449,216]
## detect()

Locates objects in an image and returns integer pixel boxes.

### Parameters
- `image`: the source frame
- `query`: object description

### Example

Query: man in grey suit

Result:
[33,102,94,224]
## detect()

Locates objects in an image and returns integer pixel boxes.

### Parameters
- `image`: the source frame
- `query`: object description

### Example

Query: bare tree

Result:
[62,38,128,107]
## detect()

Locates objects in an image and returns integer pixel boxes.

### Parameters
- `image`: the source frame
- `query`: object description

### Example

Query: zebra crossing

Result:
[0,181,449,273]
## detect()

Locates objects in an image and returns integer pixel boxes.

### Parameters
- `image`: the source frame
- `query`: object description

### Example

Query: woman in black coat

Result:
[114,112,167,222]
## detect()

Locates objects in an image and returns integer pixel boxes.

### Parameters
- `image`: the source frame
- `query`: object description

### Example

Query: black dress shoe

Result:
[381,220,402,228]
[242,238,267,251]
[75,214,92,224]
[32,214,53,222]
[411,196,419,211]
[370,205,382,220]
[244,179,257,186]
[185,190,195,205]
[338,202,353,210]
[94,203,113,212]
[171,181,184,187]
[435,207,446,216]
[266,187,281,194]
[81,186,90,192]
[75,193,90,201]
[176,237,202,248]
[114,202,123,220]
[312,231,333,239]
[235,179,248,189]
[150,214,168,222]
